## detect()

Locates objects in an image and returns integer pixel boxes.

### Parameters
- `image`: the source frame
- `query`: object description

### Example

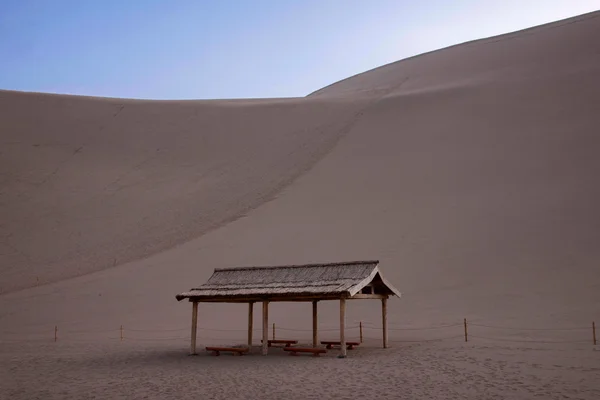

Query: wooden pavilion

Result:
[175,260,401,357]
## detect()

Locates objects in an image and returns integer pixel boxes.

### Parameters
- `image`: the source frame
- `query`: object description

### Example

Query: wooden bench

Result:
[205,346,249,356]
[320,341,361,350]
[283,347,327,357]
[261,339,298,347]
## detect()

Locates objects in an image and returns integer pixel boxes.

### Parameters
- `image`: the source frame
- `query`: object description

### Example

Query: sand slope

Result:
[0,92,376,293]
[1,10,600,400]
[310,11,600,98]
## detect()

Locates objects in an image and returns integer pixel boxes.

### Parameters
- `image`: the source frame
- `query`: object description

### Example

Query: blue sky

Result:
[1,0,598,99]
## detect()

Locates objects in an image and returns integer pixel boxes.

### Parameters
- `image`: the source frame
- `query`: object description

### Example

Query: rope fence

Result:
[0,319,596,347]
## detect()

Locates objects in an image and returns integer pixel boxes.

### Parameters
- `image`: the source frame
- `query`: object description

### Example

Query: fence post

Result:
[272,322,275,341]
[54,325,57,342]
[120,325,123,341]
[360,321,363,343]
[464,318,468,342]
[593,321,597,346]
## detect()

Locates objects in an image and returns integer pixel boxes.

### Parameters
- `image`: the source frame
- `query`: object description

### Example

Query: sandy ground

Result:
[1,10,600,400]
[1,339,599,400]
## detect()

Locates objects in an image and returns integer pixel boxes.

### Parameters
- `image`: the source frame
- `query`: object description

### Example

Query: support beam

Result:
[382,297,388,348]
[349,294,388,300]
[188,295,347,303]
[190,301,198,355]
[262,301,269,355]
[339,298,347,358]
[248,302,254,348]
[312,300,318,347]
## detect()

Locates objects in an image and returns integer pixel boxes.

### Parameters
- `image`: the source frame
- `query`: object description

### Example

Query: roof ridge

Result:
[214,260,379,272]
[192,280,357,290]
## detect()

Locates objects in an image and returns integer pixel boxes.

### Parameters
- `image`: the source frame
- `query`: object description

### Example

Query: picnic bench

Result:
[261,339,298,347]
[283,347,327,357]
[205,346,249,356]
[320,341,361,350]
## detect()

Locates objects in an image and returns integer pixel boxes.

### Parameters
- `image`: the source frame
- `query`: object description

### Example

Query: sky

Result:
[1,0,599,100]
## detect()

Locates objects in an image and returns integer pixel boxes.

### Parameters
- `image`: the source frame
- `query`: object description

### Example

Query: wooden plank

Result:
[206,346,249,352]
[262,301,269,355]
[321,340,360,350]
[283,347,327,356]
[248,302,254,348]
[312,300,318,347]
[261,339,298,347]
[339,298,347,358]
[206,346,249,356]
[190,301,198,355]
[382,297,388,348]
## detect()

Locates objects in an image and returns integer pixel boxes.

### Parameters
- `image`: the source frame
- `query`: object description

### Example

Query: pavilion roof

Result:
[175,260,401,302]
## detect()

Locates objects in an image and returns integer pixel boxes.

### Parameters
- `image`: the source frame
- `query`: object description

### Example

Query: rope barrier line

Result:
[363,323,463,331]
[470,335,590,344]
[62,328,121,334]
[0,324,588,335]
[0,333,55,339]
[122,336,189,341]
[2,322,589,335]
[0,337,53,344]
[126,327,267,333]
[277,327,349,332]
[361,334,464,343]
[390,334,465,343]
[126,327,189,333]
[468,323,588,331]
[121,326,359,333]
[0,326,359,336]
[1,320,597,346]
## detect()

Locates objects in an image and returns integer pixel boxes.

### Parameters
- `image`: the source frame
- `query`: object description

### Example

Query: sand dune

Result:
[1,10,600,400]
[0,92,376,293]
[310,10,600,98]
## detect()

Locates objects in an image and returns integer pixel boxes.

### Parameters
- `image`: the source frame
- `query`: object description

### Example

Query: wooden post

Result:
[593,321,597,346]
[247,302,254,348]
[272,322,275,341]
[262,301,269,355]
[312,300,318,347]
[359,321,363,343]
[382,298,388,348]
[120,325,123,341]
[190,301,198,355]
[339,298,347,358]
[54,325,57,342]
[464,318,468,342]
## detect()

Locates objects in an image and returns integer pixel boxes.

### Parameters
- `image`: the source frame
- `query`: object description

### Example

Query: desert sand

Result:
[1,10,600,400]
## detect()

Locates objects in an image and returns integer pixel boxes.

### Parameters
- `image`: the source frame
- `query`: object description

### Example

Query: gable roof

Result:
[175,260,401,302]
